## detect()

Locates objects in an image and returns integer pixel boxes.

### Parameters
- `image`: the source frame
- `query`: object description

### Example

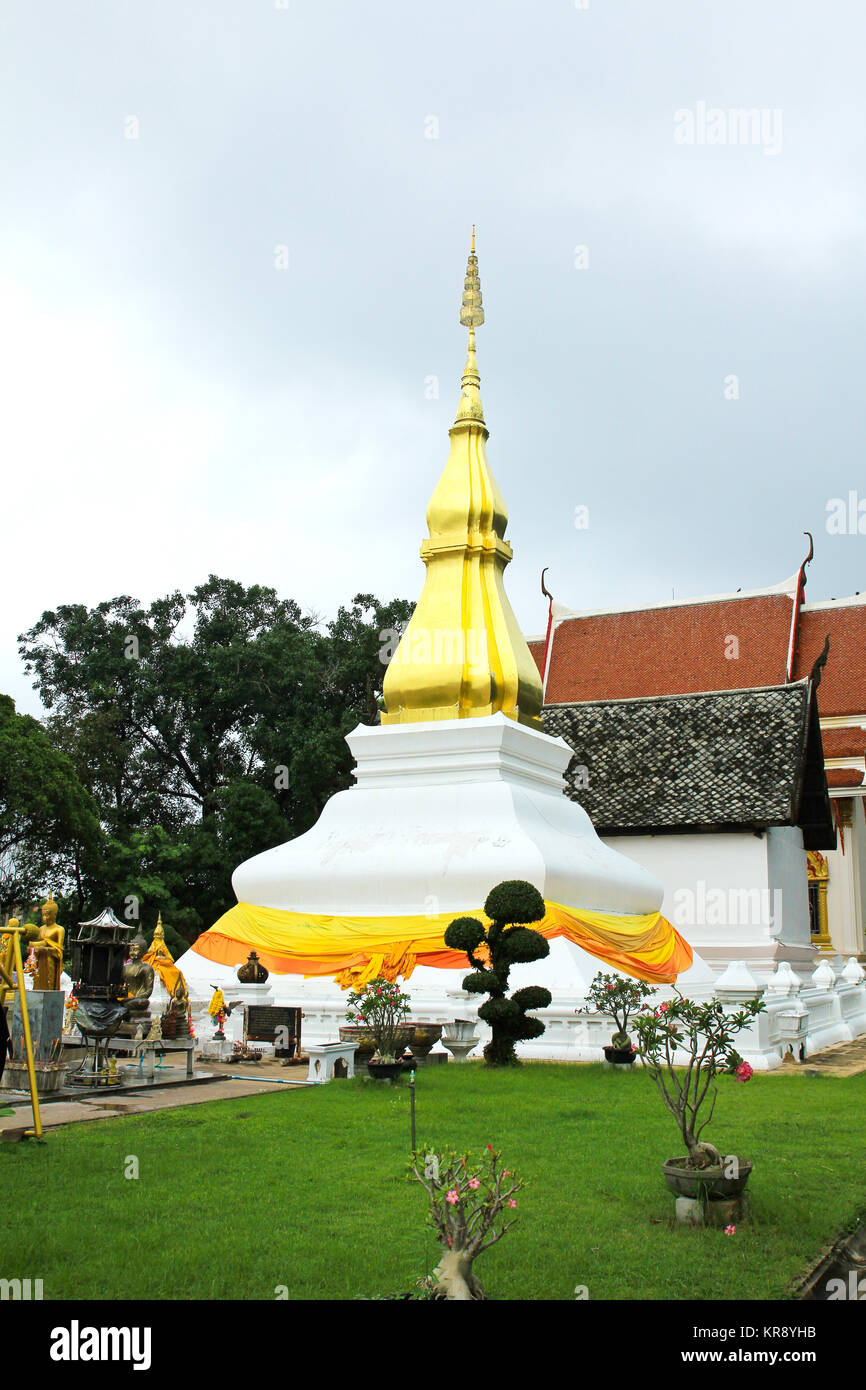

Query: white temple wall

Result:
[765,825,811,949]
[852,799,866,954]
[599,831,784,978]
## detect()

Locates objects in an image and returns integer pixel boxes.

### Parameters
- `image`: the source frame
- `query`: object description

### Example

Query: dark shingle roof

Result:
[543,679,835,849]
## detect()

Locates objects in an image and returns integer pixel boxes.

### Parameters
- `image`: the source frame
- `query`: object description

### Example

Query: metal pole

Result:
[9,929,43,1139]
[409,1068,416,1152]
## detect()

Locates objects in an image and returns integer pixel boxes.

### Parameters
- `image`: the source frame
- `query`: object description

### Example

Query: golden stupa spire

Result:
[381,232,543,729]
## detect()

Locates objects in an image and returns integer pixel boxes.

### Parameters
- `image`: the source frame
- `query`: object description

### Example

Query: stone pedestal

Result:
[674,1193,748,1227]
[441,1020,479,1062]
[200,1038,236,1062]
[306,1041,358,1083]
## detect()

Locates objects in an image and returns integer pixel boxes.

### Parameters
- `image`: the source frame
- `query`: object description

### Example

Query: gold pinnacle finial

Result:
[456,231,485,424]
[460,231,484,330]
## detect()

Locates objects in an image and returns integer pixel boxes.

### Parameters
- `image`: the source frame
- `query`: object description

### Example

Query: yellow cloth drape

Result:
[190,898,692,987]
[142,948,188,1002]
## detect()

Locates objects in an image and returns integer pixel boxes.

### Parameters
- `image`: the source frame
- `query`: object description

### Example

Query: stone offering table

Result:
[306,1041,358,1084]
[64,1035,196,1079]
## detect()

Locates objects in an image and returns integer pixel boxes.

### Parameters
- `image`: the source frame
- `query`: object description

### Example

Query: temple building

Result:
[529,561,866,965]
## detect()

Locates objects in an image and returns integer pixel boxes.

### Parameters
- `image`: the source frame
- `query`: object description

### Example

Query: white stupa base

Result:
[177,714,709,1059]
[177,714,865,1067]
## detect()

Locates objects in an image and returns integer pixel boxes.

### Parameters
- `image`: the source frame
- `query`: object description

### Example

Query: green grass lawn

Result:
[5,1063,866,1300]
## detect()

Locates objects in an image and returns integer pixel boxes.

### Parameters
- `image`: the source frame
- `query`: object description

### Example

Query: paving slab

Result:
[795,1035,866,1077]
[0,1064,307,1136]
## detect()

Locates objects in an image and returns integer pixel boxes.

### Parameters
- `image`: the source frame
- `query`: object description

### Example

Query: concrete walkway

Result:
[793,1034,866,1078]
[0,1059,307,1138]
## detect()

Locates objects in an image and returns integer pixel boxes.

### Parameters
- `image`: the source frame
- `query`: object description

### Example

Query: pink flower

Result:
[659,1001,670,1013]
[446,1189,459,1205]
[507,1198,517,1209]
[606,983,615,991]
[724,1225,736,1236]
[468,1177,480,1190]
[487,1144,494,1152]
[736,1062,754,1083]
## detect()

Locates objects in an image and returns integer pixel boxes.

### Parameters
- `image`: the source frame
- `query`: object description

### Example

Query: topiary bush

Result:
[444,879,551,1067]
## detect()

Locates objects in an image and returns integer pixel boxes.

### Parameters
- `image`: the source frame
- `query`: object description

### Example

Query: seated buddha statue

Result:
[29,894,65,992]
[120,931,155,1036]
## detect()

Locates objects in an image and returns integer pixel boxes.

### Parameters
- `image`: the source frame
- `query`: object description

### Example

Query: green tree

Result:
[0,693,100,916]
[18,579,414,935]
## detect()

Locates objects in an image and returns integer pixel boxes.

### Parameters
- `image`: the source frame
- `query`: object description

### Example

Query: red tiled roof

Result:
[819,726,866,759]
[826,767,865,788]
[527,638,545,678]
[544,595,794,704]
[792,607,866,716]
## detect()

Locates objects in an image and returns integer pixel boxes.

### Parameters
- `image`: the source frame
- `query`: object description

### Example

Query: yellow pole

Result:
[4,928,43,1139]
[0,931,13,1007]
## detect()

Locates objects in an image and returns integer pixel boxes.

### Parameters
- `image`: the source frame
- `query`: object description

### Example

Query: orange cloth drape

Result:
[190,898,692,988]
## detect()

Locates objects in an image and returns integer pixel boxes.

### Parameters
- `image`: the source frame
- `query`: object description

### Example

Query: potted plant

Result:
[409,1145,522,1300]
[632,992,765,1201]
[582,971,656,1064]
[345,976,412,1079]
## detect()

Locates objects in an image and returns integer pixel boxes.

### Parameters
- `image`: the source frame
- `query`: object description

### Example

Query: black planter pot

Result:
[603,1046,637,1065]
[367,1060,403,1081]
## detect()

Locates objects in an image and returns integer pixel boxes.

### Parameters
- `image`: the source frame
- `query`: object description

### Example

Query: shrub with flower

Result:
[409,1145,523,1300]
[345,976,411,1062]
[633,991,765,1169]
[582,971,657,1051]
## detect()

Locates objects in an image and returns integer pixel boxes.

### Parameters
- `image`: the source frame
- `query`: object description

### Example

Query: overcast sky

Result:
[2,0,864,716]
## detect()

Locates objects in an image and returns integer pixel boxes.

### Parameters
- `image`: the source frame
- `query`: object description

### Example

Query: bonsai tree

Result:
[633,992,765,1169]
[345,976,411,1062]
[444,880,551,1067]
[583,971,657,1051]
[409,1145,523,1300]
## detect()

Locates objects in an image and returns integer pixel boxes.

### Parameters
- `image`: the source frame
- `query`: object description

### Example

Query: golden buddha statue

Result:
[145,912,174,965]
[0,918,18,1006]
[29,894,65,992]
[143,911,190,1003]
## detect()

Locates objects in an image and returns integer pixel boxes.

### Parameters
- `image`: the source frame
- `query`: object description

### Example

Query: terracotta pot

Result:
[408,1023,443,1062]
[662,1156,752,1199]
[340,1024,414,1061]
